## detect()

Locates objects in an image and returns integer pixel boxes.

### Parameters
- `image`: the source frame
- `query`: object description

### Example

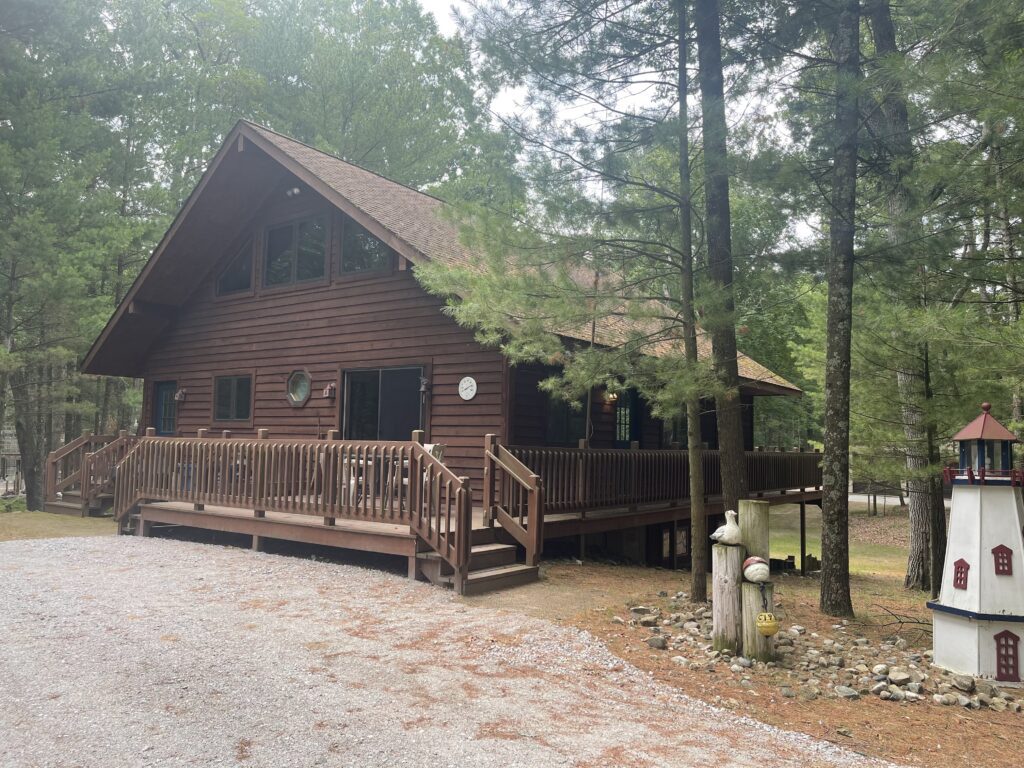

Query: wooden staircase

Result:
[416,525,539,595]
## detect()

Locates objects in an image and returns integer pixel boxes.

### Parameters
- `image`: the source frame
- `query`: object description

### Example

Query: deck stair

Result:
[415,526,539,595]
[43,490,114,517]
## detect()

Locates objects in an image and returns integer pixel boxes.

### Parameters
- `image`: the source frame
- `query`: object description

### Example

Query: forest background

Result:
[2,0,1022,608]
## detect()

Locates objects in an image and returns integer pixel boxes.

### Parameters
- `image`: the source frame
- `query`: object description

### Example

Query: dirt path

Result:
[0,537,887,768]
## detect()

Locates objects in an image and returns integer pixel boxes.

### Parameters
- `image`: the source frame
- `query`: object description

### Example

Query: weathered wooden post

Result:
[711,543,744,653]
[741,581,776,662]
[738,499,770,560]
[738,499,776,662]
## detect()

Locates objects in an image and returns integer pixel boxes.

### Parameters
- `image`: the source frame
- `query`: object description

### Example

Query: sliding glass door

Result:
[344,366,424,440]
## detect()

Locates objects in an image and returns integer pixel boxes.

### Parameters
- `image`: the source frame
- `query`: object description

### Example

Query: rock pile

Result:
[615,593,1022,714]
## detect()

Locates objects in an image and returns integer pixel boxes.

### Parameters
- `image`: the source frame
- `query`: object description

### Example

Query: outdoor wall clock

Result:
[458,376,478,401]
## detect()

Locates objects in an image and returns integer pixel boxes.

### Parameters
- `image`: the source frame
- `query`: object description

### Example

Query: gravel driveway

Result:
[0,537,886,767]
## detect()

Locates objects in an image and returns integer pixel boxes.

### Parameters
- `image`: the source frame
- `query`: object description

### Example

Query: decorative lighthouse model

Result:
[929,403,1023,684]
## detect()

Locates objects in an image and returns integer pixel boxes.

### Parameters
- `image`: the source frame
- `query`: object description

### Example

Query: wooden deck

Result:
[136,501,539,595]
[46,430,822,594]
[540,488,823,539]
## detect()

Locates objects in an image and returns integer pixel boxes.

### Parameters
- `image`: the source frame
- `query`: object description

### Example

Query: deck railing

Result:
[44,432,117,507]
[111,429,472,588]
[506,444,822,516]
[483,434,544,565]
[81,431,139,511]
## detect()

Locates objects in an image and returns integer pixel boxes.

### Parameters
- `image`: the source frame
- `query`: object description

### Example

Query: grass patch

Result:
[770,501,909,578]
[0,510,116,542]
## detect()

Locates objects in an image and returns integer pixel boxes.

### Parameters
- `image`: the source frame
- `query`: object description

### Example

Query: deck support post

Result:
[136,517,153,538]
[712,543,744,653]
[252,534,265,552]
[407,555,419,580]
[799,501,807,576]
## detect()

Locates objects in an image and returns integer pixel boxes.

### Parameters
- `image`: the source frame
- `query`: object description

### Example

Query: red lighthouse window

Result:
[995,630,1020,683]
[993,545,1013,576]
[953,558,970,590]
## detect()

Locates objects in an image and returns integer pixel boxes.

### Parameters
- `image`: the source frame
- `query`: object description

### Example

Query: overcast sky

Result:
[419,0,466,36]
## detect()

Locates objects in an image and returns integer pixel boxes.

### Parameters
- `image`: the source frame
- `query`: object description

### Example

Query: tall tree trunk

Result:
[897,366,931,589]
[676,0,708,602]
[12,368,42,510]
[868,0,944,591]
[926,348,946,599]
[820,0,860,617]
[694,0,745,512]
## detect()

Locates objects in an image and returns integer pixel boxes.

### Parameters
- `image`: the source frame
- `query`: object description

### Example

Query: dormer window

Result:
[341,219,394,274]
[264,215,327,287]
[216,240,253,296]
[993,545,1013,576]
[953,558,970,590]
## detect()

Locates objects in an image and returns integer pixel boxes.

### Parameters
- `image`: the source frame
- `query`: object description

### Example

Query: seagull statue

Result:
[710,509,741,546]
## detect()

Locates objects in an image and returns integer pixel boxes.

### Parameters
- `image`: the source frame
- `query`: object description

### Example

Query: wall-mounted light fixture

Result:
[173,388,187,402]
[284,186,302,198]
[604,391,619,403]
[419,377,431,394]
[322,382,337,400]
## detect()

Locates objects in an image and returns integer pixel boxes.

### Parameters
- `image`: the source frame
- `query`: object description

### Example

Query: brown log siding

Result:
[138,187,506,495]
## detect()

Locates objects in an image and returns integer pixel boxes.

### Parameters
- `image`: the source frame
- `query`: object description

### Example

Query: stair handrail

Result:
[408,432,472,593]
[82,431,140,512]
[45,432,116,501]
[483,434,544,566]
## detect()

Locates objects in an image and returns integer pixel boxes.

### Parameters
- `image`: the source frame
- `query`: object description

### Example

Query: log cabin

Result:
[46,120,822,594]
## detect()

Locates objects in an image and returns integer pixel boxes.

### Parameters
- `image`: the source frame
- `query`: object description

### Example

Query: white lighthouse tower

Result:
[930,403,1023,684]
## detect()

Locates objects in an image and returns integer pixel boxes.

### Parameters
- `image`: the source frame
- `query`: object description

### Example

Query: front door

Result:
[613,389,642,448]
[344,367,424,440]
[153,381,178,436]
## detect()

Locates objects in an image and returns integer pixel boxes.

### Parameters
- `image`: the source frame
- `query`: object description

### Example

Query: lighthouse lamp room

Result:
[929,403,1024,685]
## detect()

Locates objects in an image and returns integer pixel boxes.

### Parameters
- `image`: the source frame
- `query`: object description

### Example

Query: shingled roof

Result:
[83,120,800,395]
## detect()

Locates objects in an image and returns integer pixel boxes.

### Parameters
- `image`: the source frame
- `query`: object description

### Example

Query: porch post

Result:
[799,501,807,576]
[527,474,544,566]
[255,429,268,519]
[195,429,207,511]
[483,434,496,527]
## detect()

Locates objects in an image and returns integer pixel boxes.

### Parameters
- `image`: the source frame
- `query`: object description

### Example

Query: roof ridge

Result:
[238,119,451,207]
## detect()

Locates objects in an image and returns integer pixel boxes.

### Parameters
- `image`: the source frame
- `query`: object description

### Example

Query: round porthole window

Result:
[287,370,311,407]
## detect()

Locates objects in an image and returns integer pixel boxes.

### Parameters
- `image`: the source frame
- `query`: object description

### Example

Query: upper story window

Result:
[341,219,394,274]
[216,240,253,296]
[264,215,327,287]
[214,374,252,422]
